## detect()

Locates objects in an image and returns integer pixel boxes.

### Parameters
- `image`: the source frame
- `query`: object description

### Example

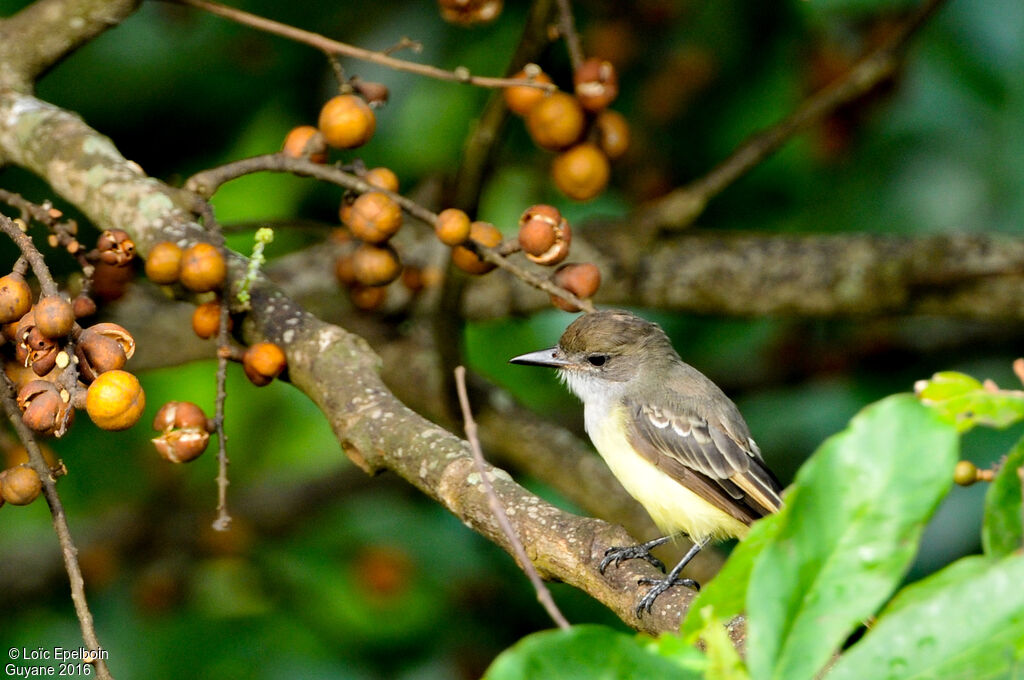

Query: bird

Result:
[510,309,782,615]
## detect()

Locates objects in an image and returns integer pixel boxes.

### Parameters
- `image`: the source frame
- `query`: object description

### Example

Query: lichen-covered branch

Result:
[0,0,141,91]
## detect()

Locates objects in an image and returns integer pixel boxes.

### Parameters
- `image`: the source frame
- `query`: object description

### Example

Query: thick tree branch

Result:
[0,0,141,91]
[0,90,700,635]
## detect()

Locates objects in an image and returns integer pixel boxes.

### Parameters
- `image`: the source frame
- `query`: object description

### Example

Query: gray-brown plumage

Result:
[511,309,783,614]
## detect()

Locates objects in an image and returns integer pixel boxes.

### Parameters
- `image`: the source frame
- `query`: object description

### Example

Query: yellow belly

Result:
[589,407,749,543]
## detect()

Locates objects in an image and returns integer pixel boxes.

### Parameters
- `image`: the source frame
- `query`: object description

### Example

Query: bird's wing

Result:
[623,394,782,524]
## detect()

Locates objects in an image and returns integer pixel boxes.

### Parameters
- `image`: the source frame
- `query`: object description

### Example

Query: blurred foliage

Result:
[494,395,1024,679]
[2,0,1024,677]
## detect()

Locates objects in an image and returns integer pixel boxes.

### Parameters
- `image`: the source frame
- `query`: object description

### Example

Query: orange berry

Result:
[145,242,183,285]
[91,261,133,301]
[574,58,619,112]
[282,125,328,163]
[349,285,387,311]
[452,221,502,275]
[364,167,399,193]
[192,301,226,339]
[243,342,287,387]
[86,370,146,431]
[351,243,402,287]
[504,65,553,116]
[179,242,226,293]
[551,143,611,201]
[334,252,357,287]
[550,262,601,312]
[345,192,403,244]
[434,208,472,246]
[526,92,585,151]
[0,273,32,324]
[34,295,74,339]
[318,95,376,149]
[1,465,42,505]
[595,110,631,160]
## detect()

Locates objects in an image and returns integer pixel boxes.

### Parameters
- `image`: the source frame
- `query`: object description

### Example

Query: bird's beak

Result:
[509,346,571,368]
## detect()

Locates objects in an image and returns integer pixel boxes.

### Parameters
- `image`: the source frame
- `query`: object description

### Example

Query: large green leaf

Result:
[915,371,1024,433]
[827,554,1024,680]
[982,435,1024,557]
[679,512,782,640]
[746,395,959,680]
[483,625,702,680]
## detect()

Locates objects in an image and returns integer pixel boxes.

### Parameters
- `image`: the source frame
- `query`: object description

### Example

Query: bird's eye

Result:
[587,354,607,367]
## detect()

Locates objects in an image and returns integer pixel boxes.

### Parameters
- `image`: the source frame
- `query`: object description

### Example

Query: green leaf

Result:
[697,607,751,680]
[982,435,1024,557]
[679,512,782,640]
[915,371,1024,432]
[746,395,959,680]
[483,625,702,680]
[827,554,1024,680]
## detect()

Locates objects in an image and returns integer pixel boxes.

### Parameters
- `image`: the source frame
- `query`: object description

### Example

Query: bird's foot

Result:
[635,575,700,617]
[599,536,670,574]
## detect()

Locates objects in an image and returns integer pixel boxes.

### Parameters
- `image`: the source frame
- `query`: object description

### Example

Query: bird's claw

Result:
[599,538,670,574]
[635,576,701,617]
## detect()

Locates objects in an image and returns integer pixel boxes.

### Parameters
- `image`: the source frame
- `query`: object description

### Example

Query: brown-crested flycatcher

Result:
[510,309,782,615]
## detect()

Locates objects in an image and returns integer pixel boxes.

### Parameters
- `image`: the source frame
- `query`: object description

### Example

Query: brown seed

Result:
[96,229,136,267]
[153,401,209,432]
[518,204,571,265]
[550,262,601,312]
[438,0,503,25]
[574,58,619,112]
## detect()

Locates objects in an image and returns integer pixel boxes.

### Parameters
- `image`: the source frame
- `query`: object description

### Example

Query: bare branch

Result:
[455,366,571,630]
[0,0,140,91]
[165,0,557,93]
[0,372,113,680]
[635,0,949,233]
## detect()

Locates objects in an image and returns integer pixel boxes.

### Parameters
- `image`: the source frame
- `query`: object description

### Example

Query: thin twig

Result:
[636,0,948,232]
[554,0,584,71]
[194,201,233,531]
[454,366,571,630]
[0,213,59,296]
[184,153,596,313]
[166,0,556,93]
[0,372,114,680]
